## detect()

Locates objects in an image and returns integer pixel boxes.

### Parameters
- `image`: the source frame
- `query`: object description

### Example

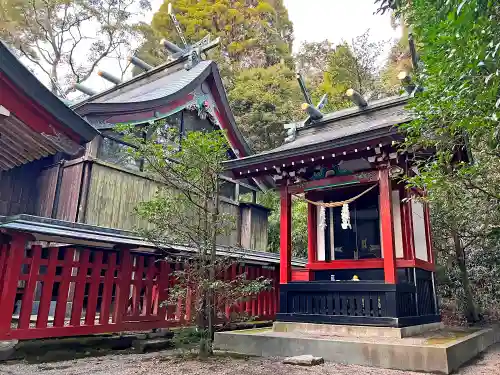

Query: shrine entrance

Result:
[310,184,381,263]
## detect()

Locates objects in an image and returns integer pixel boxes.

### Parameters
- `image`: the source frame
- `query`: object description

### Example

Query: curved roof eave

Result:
[0,41,98,143]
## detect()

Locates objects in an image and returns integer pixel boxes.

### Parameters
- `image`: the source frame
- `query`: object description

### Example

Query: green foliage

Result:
[119,125,271,355]
[380,22,413,95]
[296,30,395,113]
[135,0,293,72]
[228,64,303,152]
[387,0,500,322]
[295,40,334,88]
[0,0,150,94]
[250,190,307,258]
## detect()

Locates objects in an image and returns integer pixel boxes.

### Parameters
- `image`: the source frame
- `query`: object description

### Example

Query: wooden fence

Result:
[0,234,279,341]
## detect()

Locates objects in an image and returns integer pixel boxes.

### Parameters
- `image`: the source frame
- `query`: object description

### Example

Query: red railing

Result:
[0,234,278,341]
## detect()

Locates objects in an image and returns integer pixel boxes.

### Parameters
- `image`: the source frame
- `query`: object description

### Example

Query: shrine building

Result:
[224,92,440,328]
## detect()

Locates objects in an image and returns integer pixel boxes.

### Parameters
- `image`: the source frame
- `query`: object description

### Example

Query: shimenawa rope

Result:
[293,183,378,207]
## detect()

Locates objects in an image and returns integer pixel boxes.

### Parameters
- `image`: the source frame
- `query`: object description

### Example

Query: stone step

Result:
[132,338,173,353]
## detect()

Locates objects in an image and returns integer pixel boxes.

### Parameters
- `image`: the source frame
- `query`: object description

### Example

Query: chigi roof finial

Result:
[284,72,328,143]
[158,2,220,70]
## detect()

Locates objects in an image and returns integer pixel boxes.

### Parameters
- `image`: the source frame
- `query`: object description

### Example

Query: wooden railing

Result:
[277,281,438,327]
[0,233,279,341]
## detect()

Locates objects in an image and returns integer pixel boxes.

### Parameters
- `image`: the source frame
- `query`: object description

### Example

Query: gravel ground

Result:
[1,343,499,375]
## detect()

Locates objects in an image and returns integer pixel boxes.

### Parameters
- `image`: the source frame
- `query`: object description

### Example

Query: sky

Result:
[84,0,400,93]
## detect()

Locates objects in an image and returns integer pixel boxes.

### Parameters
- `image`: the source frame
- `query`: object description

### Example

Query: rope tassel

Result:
[341,203,352,230]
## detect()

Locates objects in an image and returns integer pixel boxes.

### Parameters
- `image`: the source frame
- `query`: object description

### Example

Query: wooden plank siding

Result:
[240,204,270,251]
[56,162,84,222]
[84,161,160,230]
[0,156,270,251]
[35,164,60,217]
[0,157,53,216]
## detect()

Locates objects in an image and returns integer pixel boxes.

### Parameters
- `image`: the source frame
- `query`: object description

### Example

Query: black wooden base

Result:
[276,313,441,328]
[278,279,440,328]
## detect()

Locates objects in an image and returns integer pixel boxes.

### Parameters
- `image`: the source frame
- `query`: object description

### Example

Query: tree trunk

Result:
[452,230,480,323]
[207,177,220,353]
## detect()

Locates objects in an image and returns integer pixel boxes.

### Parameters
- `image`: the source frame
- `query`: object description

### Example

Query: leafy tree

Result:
[0,0,150,94]
[294,31,393,113]
[319,30,391,112]
[251,190,307,258]
[376,0,500,323]
[295,40,334,87]
[135,0,293,71]
[228,64,303,152]
[120,126,270,355]
[380,23,413,95]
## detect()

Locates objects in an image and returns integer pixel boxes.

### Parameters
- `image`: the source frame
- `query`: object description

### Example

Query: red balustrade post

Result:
[0,234,26,335]
[99,252,117,325]
[54,248,75,327]
[36,247,58,328]
[114,249,133,324]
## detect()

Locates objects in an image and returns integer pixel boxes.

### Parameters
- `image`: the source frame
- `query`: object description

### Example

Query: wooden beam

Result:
[288,170,379,194]
[379,168,397,283]
[279,187,292,284]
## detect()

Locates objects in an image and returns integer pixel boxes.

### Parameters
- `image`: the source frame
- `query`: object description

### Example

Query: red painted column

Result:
[379,169,397,284]
[279,187,292,284]
[307,201,317,266]
[400,186,415,260]
[0,234,26,334]
[423,202,434,264]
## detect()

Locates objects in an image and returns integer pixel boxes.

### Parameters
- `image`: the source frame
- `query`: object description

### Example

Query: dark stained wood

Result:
[35,164,60,217]
[0,157,52,216]
[56,162,84,221]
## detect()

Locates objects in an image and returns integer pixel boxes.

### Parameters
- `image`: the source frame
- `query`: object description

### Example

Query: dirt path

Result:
[1,343,499,375]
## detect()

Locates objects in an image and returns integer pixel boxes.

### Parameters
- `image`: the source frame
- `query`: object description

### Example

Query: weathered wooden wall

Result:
[240,203,270,251]
[217,200,240,246]
[82,161,244,246]
[84,161,160,230]
[35,164,59,218]
[0,158,52,216]
[56,161,84,222]
[0,156,270,251]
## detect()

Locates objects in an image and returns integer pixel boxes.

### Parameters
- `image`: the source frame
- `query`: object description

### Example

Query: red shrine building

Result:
[225,94,440,327]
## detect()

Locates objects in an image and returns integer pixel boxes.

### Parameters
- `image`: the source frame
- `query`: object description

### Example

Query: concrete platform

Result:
[273,321,444,339]
[213,325,500,374]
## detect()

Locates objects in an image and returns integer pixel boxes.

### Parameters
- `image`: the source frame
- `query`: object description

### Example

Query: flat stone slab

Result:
[214,325,500,374]
[273,321,444,338]
[283,354,324,366]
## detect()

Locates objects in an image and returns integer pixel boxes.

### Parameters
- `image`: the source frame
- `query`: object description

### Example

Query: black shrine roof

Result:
[98,60,213,104]
[224,95,410,172]
[71,56,253,159]
[73,60,216,117]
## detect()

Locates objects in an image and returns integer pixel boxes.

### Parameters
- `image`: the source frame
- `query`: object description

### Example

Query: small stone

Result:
[283,354,324,366]
[0,340,19,361]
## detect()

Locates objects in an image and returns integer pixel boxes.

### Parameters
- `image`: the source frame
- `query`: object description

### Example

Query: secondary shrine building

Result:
[225,95,440,327]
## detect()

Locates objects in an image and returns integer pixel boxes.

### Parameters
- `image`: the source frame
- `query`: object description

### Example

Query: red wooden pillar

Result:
[280,187,292,284]
[423,202,434,264]
[400,186,416,260]
[379,169,397,284]
[307,201,317,266]
[0,234,26,333]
